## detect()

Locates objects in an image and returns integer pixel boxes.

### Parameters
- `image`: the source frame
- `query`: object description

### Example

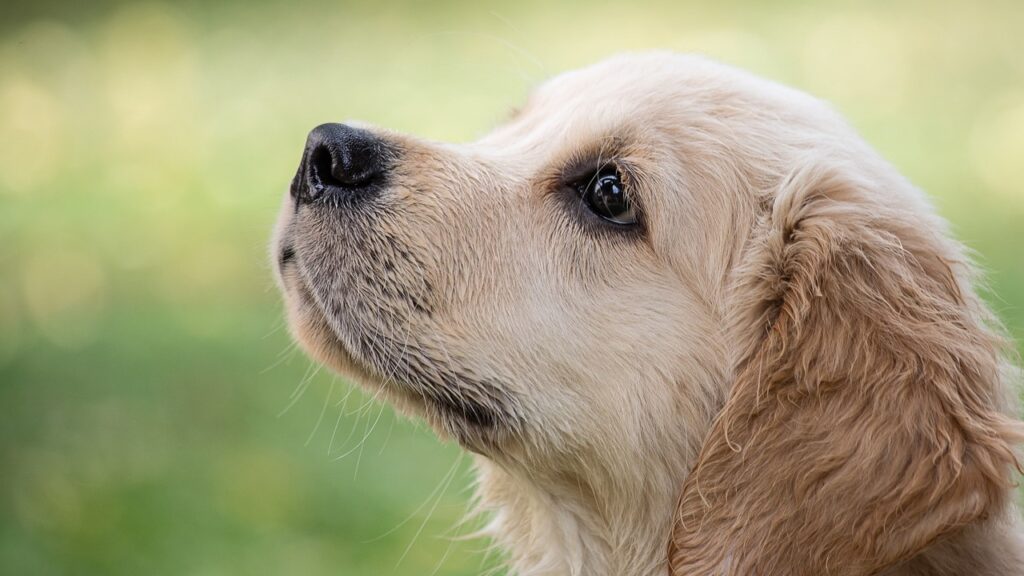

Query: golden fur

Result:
[272,52,1024,575]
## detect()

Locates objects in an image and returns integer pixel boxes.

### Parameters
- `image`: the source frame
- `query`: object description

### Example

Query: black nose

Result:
[291,123,391,204]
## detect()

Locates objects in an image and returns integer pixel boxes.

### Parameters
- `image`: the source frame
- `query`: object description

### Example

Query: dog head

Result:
[273,53,1020,574]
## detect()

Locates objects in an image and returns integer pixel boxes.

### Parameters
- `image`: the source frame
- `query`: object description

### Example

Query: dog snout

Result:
[291,123,391,204]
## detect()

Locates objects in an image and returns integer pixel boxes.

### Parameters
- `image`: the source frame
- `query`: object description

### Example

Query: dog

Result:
[271,52,1024,575]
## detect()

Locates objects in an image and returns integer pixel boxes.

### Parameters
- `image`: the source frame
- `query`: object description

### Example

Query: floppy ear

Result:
[668,159,1022,575]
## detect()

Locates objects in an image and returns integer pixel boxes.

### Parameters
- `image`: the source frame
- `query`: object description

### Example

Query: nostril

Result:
[308,144,339,196]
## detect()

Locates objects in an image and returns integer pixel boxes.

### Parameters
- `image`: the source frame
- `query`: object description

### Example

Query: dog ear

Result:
[668,159,1022,575]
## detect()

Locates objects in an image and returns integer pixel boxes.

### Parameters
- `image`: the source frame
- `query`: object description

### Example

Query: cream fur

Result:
[272,53,1024,575]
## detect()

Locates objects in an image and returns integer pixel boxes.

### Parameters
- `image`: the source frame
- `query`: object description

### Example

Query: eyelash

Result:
[555,160,644,233]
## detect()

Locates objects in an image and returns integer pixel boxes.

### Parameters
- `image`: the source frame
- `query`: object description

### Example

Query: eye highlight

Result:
[573,166,637,226]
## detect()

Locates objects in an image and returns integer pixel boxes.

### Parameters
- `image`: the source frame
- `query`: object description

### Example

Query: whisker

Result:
[259,340,300,375]
[377,414,397,455]
[276,362,321,417]
[304,378,334,446]
[395,453,464,568]
[362,455,463,543]
[333,400,386,461]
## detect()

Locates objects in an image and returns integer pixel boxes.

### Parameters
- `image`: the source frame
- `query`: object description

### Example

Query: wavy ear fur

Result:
[668,158,1022,575]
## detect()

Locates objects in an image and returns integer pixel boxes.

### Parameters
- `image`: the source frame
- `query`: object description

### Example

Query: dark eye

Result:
[575,168,637,226]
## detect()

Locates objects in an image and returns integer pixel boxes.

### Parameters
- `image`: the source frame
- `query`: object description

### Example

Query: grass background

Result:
[1,0,1022,574]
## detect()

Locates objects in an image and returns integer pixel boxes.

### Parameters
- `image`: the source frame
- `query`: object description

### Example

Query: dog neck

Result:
[462,361,726,575]
[472,448,689,576]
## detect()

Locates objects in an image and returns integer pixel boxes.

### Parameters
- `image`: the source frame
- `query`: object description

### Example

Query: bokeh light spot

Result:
[22,247,108,349]
[0,77,63,195]
[969,96,1024,206]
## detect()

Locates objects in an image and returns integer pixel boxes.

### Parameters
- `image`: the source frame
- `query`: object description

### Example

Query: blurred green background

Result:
[1,0,1022,574]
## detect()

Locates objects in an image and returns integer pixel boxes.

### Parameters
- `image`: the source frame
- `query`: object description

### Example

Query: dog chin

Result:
[291,298,519,452]
[281,276,440,418]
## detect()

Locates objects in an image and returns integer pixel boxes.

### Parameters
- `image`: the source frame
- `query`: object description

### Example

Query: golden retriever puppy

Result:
[271,52,1024,575]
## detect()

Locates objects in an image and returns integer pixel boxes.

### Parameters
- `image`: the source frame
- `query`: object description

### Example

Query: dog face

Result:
[273,54,765,461]
[273,53,1021,574]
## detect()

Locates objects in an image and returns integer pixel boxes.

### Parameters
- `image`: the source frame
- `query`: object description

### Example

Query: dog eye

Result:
[575,168,636,225]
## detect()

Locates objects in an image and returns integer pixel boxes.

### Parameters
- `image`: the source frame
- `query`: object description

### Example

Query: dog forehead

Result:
[530,53,690,121]
[476,53,702,156]
[473,52,831,168]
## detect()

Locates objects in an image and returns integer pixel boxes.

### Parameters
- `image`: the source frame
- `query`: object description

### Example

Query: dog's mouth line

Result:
[278,245,296,268]
[287,259,431,402]
[284,251,521,439]
[289,263,387,382]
